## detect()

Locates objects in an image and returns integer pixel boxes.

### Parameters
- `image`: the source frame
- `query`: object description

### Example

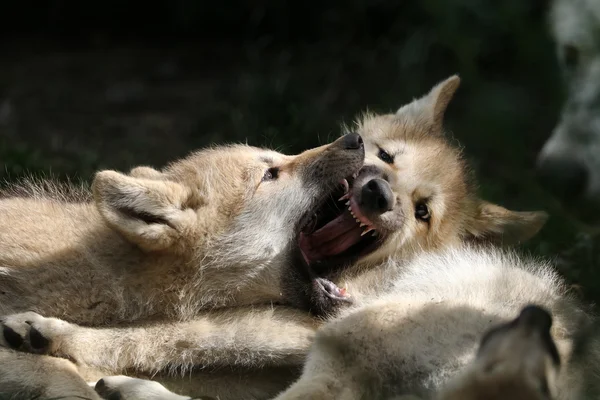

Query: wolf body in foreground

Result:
[0,76,563,399]
[96,302,570,400]
[436,304,563,400]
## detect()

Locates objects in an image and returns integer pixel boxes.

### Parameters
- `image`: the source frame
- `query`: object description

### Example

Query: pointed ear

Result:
[465,201,548,246]
[129,166,164,180]
[92,170,197,252]
[396,75,461,133]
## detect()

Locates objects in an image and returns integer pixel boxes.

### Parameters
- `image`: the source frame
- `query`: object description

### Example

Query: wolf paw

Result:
[0,311,70,354]
[96,375,217,400]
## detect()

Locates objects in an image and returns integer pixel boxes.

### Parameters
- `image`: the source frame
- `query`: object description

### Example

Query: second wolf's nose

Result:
[361,178,394,214]
[342,133,363,150]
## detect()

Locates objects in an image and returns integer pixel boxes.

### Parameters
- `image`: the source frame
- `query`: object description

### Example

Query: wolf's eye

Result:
[415,203,430,222]
[262,167,280,181]
[378,148,394,164]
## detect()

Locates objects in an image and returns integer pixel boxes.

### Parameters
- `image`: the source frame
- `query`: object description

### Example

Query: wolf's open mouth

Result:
[297,175,384,299]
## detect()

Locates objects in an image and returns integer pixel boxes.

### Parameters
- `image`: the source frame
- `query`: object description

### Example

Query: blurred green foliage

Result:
[1,1,599,303]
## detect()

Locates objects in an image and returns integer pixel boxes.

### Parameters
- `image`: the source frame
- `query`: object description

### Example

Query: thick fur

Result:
[273,247,596,400]
[85,250,594,400]
[536,0,600,203]
[0,135,365,398]
[88,303,568,400]
[0,139,363,323]
[0,76,551,399]
[436,304,562,400]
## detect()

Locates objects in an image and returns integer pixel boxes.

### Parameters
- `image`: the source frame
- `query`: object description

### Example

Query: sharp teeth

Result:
[339,193,351,201]
[372,231,378,237]
[355,218,360,223]
[348,206,352,211]
[345,200,350,206]
[360,223,365,227]
[361,227,375,236]
[339,179,349,194]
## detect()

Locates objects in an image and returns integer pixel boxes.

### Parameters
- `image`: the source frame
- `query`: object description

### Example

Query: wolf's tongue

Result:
[299,211,362,262]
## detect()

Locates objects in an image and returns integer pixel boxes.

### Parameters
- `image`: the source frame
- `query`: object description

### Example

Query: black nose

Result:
[361,178,394,214]
[341,133,363,150]
[536,155,588,200]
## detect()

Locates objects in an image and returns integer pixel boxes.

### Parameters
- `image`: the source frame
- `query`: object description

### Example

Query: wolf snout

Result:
[361,178,394,214]
[340,132,363,150]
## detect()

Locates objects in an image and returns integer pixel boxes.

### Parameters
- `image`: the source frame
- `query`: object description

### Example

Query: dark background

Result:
[1,1,598,302]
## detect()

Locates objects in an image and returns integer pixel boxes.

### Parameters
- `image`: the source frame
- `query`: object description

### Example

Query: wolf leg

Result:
[0,347,102,400]
[1,307,316,388]
[95,376,192,400]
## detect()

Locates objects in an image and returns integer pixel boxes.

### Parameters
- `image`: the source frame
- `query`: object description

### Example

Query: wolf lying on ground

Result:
[0,132,369,398]
[536,0,600,206]
[0,133,365,323]
[0,76,557,399]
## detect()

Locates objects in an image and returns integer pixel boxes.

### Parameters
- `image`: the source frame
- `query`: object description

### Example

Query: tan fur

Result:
[0,135,365,398]
[272,247,595,400]
[323,75,547,302]
[0,141,363,323]
[0,76,554,399]
[268,78,592,400]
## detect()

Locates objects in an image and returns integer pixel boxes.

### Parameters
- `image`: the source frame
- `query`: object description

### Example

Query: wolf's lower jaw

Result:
[315,277,351,301]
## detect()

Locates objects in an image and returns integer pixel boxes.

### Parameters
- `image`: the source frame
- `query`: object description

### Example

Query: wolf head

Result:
[356,76,547,264]
[91,133,365,310]
[292,76,548,315]
[438,305,560,400]
[537,0,600,214]
[298,76,547,277]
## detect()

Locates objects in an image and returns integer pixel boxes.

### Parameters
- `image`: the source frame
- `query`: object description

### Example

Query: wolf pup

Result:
[0,133,367,398]
[1,76,552,399]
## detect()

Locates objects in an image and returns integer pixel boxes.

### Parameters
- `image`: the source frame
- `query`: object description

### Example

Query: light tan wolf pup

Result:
[0,76,554,400]
[0,132,368,398]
